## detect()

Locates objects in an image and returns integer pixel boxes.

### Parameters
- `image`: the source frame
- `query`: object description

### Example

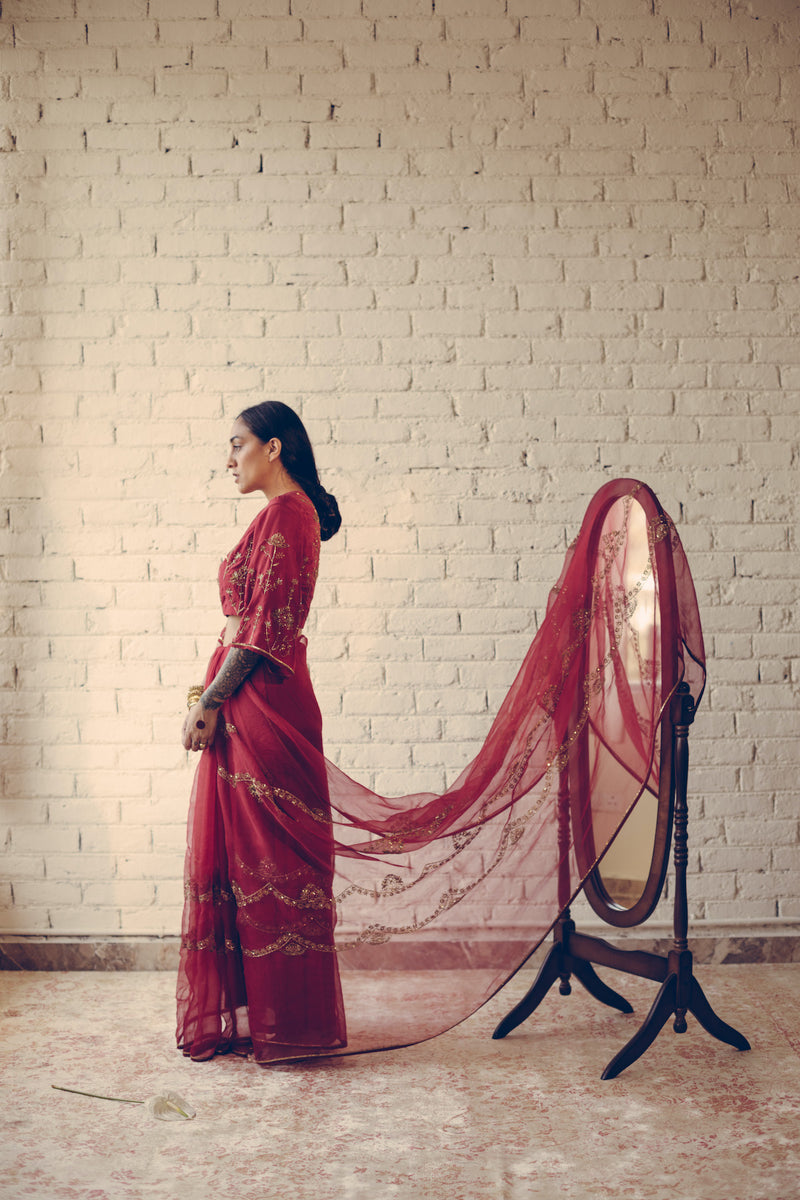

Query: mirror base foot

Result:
[600,961,750,1080]
[492,917,634,1041]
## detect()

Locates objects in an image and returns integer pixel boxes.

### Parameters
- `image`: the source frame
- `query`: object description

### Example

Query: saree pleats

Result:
[177,640,347,1061]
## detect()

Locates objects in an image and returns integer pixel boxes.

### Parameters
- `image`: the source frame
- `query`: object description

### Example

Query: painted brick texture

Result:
[1,0,798,938]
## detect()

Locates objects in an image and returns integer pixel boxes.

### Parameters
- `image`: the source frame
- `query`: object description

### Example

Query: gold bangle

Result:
[187,685,204,710]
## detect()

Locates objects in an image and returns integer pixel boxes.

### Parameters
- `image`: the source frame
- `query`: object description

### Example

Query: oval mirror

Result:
[570,489,679,928]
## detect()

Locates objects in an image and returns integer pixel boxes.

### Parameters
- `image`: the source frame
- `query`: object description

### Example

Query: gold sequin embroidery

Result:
[218,765,332,825]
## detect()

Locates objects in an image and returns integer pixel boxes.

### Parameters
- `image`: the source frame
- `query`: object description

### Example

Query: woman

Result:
[177,402,347,1062]
[178,405,706,1067]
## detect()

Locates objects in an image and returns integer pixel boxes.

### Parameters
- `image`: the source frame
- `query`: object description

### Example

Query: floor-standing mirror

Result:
[493,488,750,1079]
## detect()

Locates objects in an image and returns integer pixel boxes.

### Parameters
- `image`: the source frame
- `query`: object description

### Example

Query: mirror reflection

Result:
[595,500,659,910]
[597,791,659,908]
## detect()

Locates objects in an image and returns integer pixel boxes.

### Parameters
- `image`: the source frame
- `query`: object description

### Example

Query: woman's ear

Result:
[266,437,282,462]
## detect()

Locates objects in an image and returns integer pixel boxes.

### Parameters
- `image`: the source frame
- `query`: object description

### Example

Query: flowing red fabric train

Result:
[176,479,705,1064]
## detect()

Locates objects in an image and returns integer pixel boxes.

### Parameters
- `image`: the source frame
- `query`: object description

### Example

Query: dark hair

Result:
[237,401,342,541]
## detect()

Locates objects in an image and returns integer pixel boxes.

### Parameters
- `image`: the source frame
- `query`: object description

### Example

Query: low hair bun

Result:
[315,487,341,542]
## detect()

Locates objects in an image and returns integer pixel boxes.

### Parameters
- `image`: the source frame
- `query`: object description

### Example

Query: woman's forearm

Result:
[200,647,262,710]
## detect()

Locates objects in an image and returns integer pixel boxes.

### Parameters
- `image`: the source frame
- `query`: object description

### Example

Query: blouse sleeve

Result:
[227,496,320,679]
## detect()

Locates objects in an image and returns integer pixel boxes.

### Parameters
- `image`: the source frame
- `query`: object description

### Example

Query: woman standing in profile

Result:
[177,402,347,1063]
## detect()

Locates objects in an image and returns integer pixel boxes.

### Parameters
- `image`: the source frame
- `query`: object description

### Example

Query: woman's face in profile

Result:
[226,418,276,494]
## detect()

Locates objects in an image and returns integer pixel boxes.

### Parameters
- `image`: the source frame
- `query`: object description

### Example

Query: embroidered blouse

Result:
[218,491,321,678]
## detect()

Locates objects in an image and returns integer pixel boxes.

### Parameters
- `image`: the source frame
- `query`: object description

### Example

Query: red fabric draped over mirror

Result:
[177,478,705,1064]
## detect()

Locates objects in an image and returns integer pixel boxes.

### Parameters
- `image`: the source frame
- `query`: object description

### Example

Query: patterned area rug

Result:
[0,965,797,1200]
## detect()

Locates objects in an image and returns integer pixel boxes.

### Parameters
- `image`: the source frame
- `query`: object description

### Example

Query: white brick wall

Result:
[1,0,798,939]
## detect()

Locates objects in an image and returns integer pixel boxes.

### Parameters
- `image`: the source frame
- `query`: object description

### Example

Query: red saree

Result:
[177,479,705,1064]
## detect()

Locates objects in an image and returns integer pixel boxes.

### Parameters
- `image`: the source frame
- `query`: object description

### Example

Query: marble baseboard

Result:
[0,938,180,972]
[1,924,799,971]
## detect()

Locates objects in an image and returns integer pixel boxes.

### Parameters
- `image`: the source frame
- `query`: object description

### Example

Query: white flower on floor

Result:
[145,1090,196,1121]
[52,1084,196,1120]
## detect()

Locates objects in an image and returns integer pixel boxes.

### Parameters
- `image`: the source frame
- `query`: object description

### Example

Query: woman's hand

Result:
[181,648,261,754]
[181,703,219,753]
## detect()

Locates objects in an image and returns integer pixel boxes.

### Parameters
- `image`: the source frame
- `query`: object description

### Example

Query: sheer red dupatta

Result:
[178,479,705,1064]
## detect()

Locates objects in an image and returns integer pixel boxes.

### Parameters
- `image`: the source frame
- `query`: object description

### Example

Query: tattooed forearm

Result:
[200,647,262,710]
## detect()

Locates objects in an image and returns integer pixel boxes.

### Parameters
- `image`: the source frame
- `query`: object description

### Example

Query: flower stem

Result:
[51,1085,143,1105]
